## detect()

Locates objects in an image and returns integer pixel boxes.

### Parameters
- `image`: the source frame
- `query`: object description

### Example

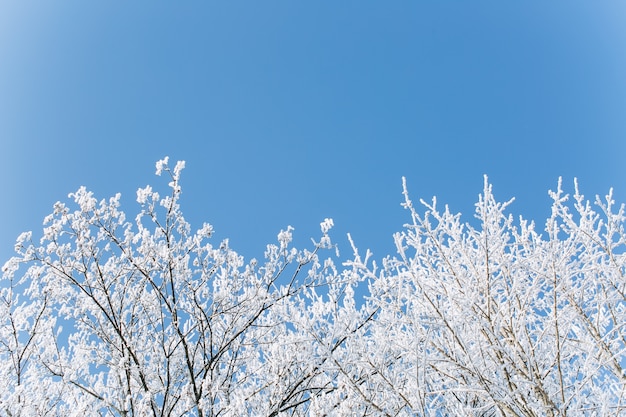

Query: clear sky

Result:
[1,1,625,264]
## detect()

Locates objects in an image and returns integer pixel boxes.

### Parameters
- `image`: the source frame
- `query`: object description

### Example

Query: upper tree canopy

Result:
[1,158,625,416]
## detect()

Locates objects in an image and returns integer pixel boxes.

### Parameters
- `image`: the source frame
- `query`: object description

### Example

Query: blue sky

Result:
[1,1,625,264]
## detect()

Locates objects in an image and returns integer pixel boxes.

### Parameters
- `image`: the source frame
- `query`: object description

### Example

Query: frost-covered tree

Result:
[2,158,625,416]
[340,178,626,416]
[0,158,364,416]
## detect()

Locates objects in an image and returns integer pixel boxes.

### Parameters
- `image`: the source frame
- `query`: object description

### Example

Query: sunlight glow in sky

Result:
[2,1,625,263]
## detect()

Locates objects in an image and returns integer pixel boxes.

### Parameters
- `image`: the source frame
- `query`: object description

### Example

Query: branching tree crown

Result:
[1,158,624,416]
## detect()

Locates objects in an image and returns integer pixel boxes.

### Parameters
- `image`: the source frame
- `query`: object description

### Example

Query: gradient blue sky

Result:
[1,2,625,263]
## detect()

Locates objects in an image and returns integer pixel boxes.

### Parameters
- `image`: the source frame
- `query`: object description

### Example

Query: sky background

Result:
[1,1,625,265]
